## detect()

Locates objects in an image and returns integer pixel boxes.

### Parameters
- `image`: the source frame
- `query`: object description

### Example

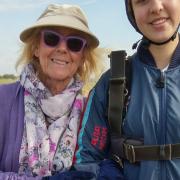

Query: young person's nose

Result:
[150,0,163,14]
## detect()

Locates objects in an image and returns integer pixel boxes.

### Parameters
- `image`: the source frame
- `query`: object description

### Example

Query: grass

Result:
[0,78,95,96]
[0,78,16,84]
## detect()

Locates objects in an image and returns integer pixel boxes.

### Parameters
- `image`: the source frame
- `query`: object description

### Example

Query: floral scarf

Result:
[18,64,84,176]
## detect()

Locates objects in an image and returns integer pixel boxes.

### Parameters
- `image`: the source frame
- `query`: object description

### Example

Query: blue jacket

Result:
[75,40,180,180]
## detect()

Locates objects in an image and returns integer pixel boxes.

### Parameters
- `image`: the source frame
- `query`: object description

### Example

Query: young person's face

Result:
[131,0,180,43]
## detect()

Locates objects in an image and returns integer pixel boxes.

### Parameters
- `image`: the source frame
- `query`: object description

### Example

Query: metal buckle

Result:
[124,144,136,163]
[159,144,172,160]
[112,154,123,168]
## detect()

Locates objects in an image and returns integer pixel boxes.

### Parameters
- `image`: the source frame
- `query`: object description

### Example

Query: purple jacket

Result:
[0,82,41,179]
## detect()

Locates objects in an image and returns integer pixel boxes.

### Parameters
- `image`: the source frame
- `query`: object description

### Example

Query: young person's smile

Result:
[150,17,168,27]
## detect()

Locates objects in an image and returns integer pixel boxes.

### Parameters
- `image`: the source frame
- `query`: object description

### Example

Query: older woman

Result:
[0,3,105,179]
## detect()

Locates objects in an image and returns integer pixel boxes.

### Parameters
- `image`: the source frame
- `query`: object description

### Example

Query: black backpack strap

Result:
[108,50,133,167]
[108,50,127,137]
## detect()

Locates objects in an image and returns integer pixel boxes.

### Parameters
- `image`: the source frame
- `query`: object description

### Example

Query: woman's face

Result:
[35,27,86,84]
[131,0,180,43]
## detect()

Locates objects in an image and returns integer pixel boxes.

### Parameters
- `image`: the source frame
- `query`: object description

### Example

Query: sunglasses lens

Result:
[67,38,84,52]
[42,31,86,52]
[43,31,60,47]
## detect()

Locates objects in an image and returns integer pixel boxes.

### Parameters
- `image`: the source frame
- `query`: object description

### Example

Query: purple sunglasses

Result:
[41,30,87,52]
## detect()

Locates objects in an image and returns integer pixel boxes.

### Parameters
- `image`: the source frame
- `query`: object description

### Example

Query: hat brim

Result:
[20,15,99,48]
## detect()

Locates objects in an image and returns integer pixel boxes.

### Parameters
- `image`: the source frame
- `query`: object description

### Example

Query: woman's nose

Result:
[56,40,68,52]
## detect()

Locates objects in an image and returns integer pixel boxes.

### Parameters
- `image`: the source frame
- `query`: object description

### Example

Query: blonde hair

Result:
[16,27,107,83]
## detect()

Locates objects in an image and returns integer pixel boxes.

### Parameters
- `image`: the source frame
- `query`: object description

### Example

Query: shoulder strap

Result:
[108,50,127,137]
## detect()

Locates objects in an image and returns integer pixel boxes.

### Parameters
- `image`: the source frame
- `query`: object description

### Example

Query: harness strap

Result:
[108,51,180,165]
[123,143,180,163]
[108,50,127,136]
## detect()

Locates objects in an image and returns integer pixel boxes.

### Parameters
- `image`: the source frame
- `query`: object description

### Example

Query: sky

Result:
[0,0,141,75]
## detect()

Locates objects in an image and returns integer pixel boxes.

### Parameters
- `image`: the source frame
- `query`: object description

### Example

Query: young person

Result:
[74,0,180,179]
[0,3,105,179]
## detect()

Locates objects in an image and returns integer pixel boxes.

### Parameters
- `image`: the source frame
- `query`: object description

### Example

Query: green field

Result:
[0,78,95,96]
[0,78,16,84]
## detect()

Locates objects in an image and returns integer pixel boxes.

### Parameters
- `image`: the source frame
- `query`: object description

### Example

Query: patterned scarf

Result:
[18,64,84,176]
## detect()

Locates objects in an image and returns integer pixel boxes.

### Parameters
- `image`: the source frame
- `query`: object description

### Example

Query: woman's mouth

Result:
[51,58,69,65]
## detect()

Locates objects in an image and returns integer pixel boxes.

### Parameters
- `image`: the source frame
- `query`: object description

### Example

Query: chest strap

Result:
[123,143,180,163]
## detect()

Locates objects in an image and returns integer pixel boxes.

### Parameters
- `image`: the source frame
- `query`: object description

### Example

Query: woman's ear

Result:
[82,54,85,63]
[34,47,39,58]
[81,50,86,63]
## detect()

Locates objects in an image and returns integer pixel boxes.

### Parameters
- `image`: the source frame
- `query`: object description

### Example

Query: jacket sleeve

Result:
[73,70,125,179]
[0,82,25,172]
[74,70,111,164]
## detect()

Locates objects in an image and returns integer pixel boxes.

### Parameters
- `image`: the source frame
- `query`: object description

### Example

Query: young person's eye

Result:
[134,0,147,4]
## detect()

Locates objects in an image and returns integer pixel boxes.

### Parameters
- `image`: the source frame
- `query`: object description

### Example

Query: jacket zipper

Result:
[158,70,167,180]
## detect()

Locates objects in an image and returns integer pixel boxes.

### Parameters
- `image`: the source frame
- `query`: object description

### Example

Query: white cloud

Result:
[0,0,98,12]
[80,0,97,6]
[0,0,52,12]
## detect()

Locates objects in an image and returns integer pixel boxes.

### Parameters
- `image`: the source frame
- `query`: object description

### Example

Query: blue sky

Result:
[0,0,141,75]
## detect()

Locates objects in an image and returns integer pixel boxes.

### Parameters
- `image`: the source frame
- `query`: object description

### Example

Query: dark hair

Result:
[125,0,140,33]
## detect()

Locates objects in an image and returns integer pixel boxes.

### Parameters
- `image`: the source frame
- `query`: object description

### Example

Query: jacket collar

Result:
[137,34,180,69]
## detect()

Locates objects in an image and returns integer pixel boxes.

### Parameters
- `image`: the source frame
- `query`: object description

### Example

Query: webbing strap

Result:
[108,51,180,164]
[108,50,127,136]
[123,143,180,163]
